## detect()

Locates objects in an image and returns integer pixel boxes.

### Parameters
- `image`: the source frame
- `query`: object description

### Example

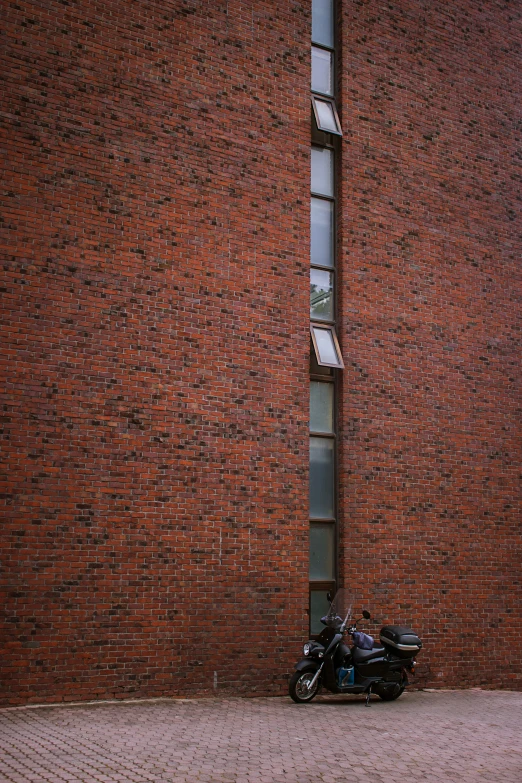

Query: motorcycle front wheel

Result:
[289,670,320,704]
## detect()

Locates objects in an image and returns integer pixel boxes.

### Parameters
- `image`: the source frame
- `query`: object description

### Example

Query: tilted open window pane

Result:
[312,46,333,96]
[311,146,334,197]
[310,381,334,433]
[312,0,334,48]
[310,324,344,368]
[312,96,342,136]
[310,268,334,321]
[310,341,333,376]
[311,197,334,268]
[310,436,334,518]
[310,523,335,580]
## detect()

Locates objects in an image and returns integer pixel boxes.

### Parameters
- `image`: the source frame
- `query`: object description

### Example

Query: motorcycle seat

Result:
[352,645,386,663]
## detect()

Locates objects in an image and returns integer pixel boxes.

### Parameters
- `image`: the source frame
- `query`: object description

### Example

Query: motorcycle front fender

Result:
[294,658,321,673]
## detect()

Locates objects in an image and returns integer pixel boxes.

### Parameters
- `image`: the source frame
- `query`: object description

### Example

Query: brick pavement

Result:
[0,690,521,783]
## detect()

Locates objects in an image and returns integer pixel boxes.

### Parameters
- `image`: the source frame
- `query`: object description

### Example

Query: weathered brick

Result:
[0,0,520,705]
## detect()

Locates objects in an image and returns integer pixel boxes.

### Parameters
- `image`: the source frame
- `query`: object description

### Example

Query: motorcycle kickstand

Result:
[365,685,373,707]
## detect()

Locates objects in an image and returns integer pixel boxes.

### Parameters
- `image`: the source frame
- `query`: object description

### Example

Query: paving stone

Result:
[0,691,521,782]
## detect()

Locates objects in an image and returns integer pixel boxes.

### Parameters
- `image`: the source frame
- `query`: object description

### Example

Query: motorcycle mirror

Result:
[362,610,371,620]
[326,592,333,603]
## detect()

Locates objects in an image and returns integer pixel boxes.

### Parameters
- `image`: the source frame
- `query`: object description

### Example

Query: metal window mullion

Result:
[310,374,334,383]
[310,191,336,203]
[309,581,336,589]
[312,136,336,152]
[312,41,334,54]
[311,263,336,274]
[309,518,336,523]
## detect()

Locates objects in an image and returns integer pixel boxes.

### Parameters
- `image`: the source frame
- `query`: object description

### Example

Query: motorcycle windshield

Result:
[324,588,354,627]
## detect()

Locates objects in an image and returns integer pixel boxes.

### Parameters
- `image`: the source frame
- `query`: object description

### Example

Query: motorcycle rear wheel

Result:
[289,670,320,704]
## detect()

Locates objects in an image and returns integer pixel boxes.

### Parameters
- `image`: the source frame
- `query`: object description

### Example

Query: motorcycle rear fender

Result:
[294,659,321,673]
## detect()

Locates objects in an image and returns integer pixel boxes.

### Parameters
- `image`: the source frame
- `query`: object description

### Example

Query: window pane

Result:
[311,197,334,267]
[310,436,334,518]
[311,147,334,197]
[310,590,331,635]
[312,0,334,47]
[310,381,334,433]
[312,46,333,95]
[311,325,342,367]
[310,524,335,580]
[310,268,334,321]
[312,97,342,135]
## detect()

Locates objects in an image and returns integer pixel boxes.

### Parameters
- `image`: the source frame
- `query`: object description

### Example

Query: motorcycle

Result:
[289,588,422,705]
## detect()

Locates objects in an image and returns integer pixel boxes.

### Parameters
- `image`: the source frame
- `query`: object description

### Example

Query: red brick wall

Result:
[0,0,311,705]
[337,0,521,689]
[1,0,520,706]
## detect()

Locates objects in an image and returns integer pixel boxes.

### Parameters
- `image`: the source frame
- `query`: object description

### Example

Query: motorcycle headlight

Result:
[303,643,311,656]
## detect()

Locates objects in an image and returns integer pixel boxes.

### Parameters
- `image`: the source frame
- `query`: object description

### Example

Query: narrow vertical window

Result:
[309,0,342,635]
